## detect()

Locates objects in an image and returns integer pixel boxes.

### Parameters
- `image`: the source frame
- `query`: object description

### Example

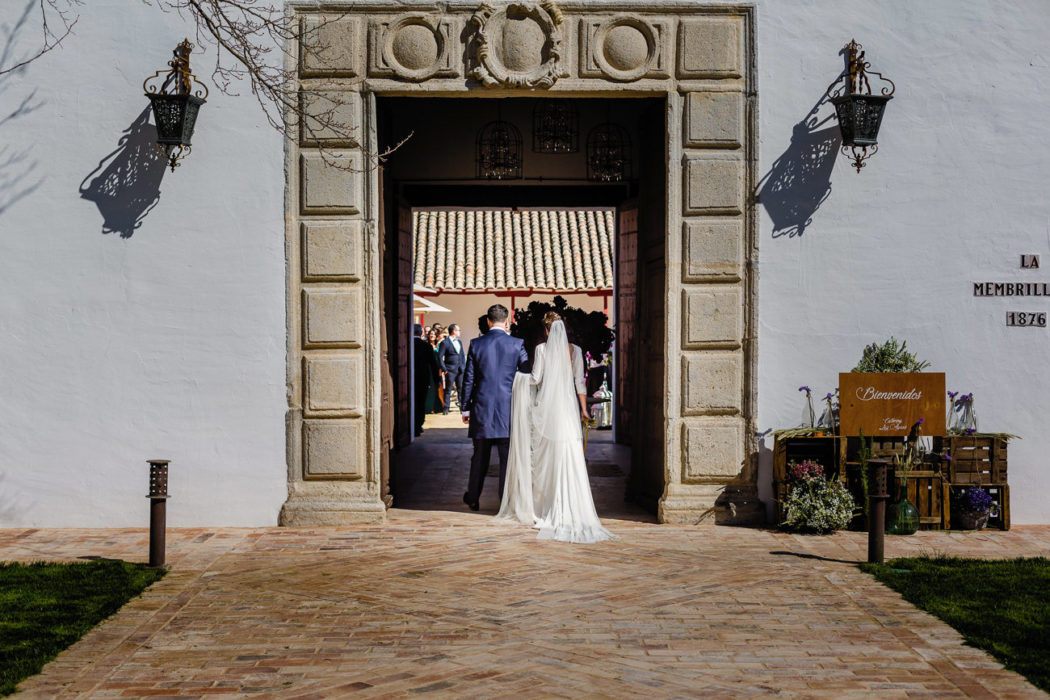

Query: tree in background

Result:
[511,296,615,385]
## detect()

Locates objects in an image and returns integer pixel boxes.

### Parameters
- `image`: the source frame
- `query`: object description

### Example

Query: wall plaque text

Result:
[1006,311,1046,327]
[973,282,1050,296]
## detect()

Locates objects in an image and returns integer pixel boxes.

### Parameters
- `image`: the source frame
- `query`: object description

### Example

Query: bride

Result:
[495,312,615,543]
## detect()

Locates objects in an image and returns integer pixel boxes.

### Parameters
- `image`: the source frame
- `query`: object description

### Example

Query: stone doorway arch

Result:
[279,2,759,526]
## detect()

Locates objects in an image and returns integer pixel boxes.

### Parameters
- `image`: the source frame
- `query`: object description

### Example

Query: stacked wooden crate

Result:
[935,435,1011,530]
[772,434,1010,530]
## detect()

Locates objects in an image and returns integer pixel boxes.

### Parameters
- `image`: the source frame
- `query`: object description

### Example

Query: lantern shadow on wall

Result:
[756,91,841,239]
[78,107,167,238]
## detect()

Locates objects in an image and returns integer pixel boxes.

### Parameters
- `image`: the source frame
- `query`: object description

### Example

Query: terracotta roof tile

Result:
[413,209,614,292]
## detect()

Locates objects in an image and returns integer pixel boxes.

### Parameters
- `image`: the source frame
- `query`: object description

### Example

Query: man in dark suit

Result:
[460,305,529,511]
[413,323,440,437]
[437,323,465,414]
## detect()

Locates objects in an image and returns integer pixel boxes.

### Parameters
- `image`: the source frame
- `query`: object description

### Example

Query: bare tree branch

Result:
[6,0,409,169]
[0,0,79,77]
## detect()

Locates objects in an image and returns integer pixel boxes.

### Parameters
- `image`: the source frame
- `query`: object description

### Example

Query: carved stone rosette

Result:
[468,2,564,89]
[369,14,457,82]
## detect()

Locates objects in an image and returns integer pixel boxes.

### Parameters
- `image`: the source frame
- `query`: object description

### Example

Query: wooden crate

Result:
[843,436,907,469]
[772,480,790,524]
[935,435,1008,485]
[773,436,841,482]
[898,471,951,530]
[950,483,1011,531]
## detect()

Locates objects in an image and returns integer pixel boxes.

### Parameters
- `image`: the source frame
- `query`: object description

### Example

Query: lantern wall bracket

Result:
[144,39,209,172]
[826,39,894,173]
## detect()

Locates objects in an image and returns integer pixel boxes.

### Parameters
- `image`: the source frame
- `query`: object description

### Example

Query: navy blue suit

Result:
[461,328,529,503]
[437,336,465,414]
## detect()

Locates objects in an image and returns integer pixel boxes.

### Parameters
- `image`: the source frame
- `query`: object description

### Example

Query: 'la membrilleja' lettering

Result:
[973,282,1050,296]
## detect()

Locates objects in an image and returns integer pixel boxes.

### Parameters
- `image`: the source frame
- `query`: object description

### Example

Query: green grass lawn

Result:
[862,556,1050,693]
[0,560,165,696]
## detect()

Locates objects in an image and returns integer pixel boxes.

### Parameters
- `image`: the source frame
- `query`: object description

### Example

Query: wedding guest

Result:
[426,329,443,413]
[437,323,466,414]
[413,323,440,437]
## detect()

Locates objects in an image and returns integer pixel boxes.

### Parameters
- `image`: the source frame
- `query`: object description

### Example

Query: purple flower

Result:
[954,487,996,515]
[824,393,834,401]
[942,453,952,461]
[917,417,924,424]
[947,391,959,399]
[798,386,810,393]
[965,428,976,436]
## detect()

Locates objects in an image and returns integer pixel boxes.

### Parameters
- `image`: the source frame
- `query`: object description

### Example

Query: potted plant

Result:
[780,460,855,534]
[886,420,924,535]
[951,487,998,530]
[852,337,930,373]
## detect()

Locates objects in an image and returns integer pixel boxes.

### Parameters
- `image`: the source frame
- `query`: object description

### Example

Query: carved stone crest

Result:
[468,2,564,88]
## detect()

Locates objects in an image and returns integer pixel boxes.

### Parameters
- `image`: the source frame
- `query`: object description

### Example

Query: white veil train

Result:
[495,320,614,543]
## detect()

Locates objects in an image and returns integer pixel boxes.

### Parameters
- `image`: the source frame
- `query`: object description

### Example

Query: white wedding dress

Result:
[495,321,615,543]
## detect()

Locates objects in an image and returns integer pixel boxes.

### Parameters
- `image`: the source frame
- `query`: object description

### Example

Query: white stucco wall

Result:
[0,0,286,526]
[2,0,1049,526]
[754,0,1050,524]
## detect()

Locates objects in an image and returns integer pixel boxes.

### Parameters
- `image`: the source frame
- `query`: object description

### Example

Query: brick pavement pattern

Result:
[3,425,1049,698]
[5,523,1050,698]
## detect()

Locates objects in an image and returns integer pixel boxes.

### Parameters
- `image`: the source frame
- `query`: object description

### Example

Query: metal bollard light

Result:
[147,460,170,568]
[866,458,890,564]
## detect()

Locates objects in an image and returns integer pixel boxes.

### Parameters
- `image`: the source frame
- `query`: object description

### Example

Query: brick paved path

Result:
[3,426,1048,697]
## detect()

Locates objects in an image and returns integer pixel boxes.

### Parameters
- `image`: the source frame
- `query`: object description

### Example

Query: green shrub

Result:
[852,337,930,373]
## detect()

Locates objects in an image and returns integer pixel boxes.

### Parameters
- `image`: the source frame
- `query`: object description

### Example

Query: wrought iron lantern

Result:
[476,107,523,180]
[586,122,631,182]
[144,39,208,172]
[532,99,578,153]
[828,39,894,173]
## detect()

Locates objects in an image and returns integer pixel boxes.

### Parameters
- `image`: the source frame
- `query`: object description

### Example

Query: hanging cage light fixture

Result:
[827,39,895,173]
[144,39,208,172]
[586,122,631,182]
[476,106,523,180]
[532,99,578,153]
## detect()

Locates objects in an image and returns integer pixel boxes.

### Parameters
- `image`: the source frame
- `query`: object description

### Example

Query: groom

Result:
[460,304,529,511]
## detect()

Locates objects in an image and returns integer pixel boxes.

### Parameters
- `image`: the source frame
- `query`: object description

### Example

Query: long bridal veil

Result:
[494,371,536,525]
[495,320,614,543]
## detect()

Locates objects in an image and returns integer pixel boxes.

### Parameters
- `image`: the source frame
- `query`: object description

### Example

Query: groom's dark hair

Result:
[487,304,509,323]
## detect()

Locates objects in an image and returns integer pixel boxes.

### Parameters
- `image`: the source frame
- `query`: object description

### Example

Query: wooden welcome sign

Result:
[839,373,946,437]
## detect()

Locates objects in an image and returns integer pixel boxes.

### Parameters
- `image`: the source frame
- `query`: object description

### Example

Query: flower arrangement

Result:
[948,392,978,434]
[780,460,854,534]
[798,386,815,429]
[787,459,823,482]
[951,486,998,530]
[957,491,995,518]
[818,390,838,434]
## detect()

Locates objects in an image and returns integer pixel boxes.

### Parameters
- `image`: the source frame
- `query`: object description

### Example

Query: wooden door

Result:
[626,100,667,513]
[378,167,395,506]
[395,199,414,448]
[615,200,638,445]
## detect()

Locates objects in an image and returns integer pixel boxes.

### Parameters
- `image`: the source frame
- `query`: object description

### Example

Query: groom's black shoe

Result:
[463,492,479,511]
